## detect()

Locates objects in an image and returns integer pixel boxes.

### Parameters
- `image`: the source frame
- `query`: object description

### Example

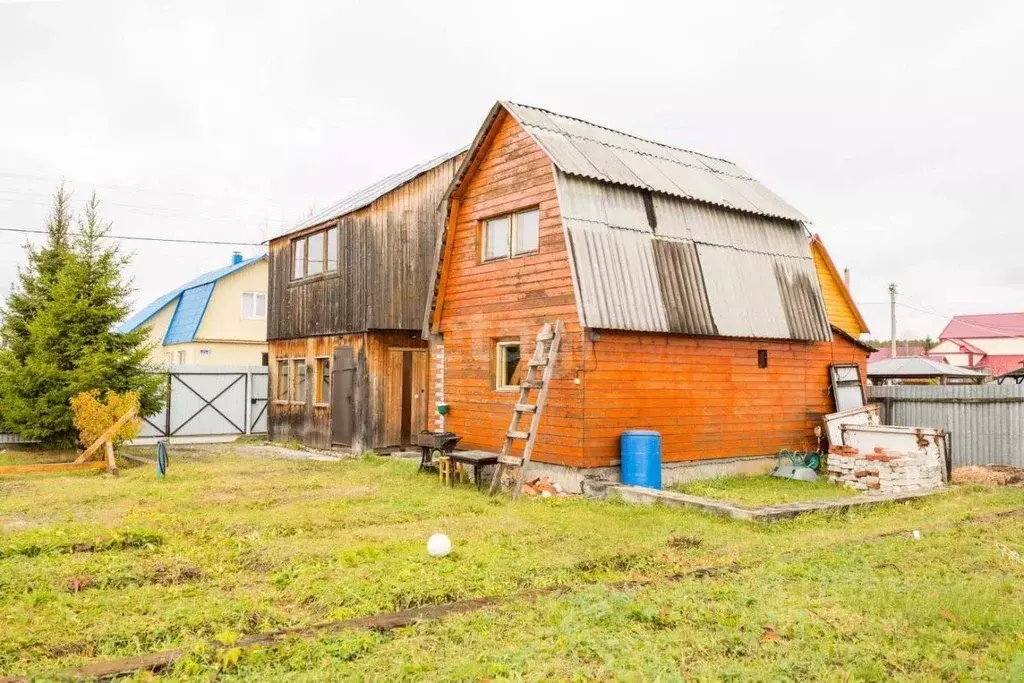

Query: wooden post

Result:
[104,441,118,476]
[74,406,138,463]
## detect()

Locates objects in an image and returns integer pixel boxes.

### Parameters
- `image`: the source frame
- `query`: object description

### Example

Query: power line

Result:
[0,171,286,208]
[0,227,263,247]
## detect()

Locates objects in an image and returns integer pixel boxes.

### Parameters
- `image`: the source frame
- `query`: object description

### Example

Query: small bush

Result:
[70,390,141,449]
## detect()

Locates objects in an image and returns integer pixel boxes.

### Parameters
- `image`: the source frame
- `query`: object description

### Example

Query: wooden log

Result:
[74,407,138,464]
[104,441,118,476]
[0,461,108,476]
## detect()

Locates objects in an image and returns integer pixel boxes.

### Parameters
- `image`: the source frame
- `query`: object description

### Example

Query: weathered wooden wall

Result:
[269,331,427,451]
[267,155,463,341]
[429,111,585,466]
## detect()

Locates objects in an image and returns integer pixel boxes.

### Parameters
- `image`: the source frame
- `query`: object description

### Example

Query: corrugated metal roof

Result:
[118,255,266,334]
[281,147,467,238]
[868,357,987,378]
[505,101,806,222]
[556,172,829,341]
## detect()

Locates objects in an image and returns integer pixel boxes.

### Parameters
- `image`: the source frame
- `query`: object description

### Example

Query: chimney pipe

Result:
[231,251,243,265]
[843,267,851,289]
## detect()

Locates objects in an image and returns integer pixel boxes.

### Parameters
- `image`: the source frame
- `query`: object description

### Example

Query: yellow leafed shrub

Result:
[70,390,142,449]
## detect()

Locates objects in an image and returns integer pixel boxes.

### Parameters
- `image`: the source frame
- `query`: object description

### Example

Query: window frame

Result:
[829,363,865,412]
[494,340,523,392]
[480,207,540,263]
[293,358,308,405]
[314,356,331,406]
[290,223,340,282]
[275,359,291,403]
[240,291,267,320]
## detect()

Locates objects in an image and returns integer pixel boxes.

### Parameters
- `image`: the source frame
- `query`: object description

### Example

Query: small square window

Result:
[483,216,510,261]
[514,209,539,255]
[294,359,307,403]
[758,349,768,369]
[495,341,522,391]
[277,360,290,401]
[315,357,330,404]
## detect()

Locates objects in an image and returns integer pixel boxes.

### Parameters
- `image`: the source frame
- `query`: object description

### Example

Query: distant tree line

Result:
[863,338,936,352]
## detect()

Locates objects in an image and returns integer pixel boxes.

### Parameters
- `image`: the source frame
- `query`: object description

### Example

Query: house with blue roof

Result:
[120,252,269,366]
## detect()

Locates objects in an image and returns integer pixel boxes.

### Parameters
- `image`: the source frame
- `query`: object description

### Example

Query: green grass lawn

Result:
[672,474,859,507]
[1,445,1023,680]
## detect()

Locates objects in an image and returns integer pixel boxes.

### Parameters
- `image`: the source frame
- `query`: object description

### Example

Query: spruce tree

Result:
[0,190,164,446]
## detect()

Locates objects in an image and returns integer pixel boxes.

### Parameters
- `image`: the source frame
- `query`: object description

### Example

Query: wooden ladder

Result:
[488,320,564,498]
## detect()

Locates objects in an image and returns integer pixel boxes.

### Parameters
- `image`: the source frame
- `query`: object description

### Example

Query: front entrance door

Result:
[331,346,356,445]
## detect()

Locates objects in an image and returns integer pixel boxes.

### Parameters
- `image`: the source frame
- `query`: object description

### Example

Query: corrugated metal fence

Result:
[868,384,1024,467]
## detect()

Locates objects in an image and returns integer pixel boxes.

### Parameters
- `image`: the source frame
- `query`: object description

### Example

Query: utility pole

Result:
[888,283,897,357]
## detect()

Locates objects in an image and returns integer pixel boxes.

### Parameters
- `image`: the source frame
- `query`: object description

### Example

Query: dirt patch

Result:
[952,466,1024,487]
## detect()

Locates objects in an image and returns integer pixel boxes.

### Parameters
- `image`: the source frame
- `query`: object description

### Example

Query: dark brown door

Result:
[331,346,356,445]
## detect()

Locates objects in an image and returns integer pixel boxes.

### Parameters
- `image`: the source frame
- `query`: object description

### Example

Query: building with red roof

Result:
[929,312,1024,380]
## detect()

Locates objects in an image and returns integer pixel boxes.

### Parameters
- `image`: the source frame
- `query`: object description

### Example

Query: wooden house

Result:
[267,149,464,450]
[423,102,872,489]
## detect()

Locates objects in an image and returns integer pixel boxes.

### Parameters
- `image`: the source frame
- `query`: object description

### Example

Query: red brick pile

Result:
[519,476,572,498]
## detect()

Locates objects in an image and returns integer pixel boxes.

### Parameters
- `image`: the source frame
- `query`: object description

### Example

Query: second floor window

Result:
[292,225,339,280]
[241,292,267,319]
[482,208,539,261]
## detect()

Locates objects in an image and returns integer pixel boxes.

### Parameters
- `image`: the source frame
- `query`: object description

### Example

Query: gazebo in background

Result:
[867,357,989,385]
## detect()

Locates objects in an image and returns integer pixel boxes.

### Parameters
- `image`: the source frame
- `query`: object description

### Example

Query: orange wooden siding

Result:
[430,111,585,466]
[579,332,868,466]
[811,238,869,337]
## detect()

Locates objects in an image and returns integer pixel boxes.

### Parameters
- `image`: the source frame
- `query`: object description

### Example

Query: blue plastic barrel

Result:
[620,430,662,489]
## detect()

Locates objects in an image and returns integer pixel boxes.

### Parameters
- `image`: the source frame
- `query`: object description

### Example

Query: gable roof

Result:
[118,255,266,339]
[277,147,467,240]
[809,234,870,335]
[939,313,1024,340]
[429,101,831,342]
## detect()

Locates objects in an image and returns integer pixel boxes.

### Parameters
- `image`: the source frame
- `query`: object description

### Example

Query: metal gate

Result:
[138,365,268,442]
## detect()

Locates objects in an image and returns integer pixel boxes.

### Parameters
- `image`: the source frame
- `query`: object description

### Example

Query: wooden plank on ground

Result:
[0,461,108,476]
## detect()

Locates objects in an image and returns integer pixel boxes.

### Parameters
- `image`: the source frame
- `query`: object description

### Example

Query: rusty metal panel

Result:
[868,384,1024,468]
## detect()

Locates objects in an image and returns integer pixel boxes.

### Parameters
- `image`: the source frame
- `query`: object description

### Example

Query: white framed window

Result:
[165,352,174,364]
[291,225,339,280]
[177,350,187,364]
[495,341,523,391]
[482,208,539,261]
[241,292,267,319]
[830,363,865,412]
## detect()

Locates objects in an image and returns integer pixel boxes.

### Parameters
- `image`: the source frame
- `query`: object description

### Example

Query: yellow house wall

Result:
[141,301,177,365]
[196,260,268,343]
[159,341,266,366]
[812,246,865,337]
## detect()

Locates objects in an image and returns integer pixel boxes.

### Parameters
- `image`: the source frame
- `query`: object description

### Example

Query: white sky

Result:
[1,0,1022,339]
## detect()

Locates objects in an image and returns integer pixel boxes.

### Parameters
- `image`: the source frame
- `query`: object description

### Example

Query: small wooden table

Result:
[446,450,500,490]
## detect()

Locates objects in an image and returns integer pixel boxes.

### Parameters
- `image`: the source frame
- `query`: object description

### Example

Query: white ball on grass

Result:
[427,533,452,558]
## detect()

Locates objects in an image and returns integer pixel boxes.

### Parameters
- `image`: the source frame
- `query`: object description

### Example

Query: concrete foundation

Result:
[520,454,779,495]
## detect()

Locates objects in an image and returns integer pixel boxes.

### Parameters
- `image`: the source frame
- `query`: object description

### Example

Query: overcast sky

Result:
[1,0,1021,340]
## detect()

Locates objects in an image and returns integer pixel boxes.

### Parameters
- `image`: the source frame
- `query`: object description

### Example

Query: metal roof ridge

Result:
[504,100,742,168]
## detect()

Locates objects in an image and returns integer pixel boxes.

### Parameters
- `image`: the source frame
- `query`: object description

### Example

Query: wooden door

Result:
[410,350,428,436]
[383,350,404,446]
[331,346,356,445]
[383,349,430,446]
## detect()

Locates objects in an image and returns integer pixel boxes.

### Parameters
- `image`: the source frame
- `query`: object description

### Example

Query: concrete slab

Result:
[609,484,946,522]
